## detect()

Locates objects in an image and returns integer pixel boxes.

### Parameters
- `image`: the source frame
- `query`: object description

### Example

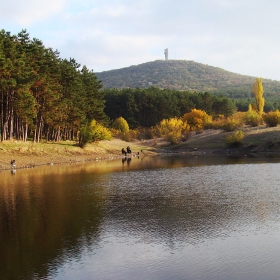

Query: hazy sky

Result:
[1,0,280,80]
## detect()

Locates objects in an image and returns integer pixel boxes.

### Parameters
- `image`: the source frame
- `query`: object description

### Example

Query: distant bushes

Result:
[244,110,263,127]
[108,97,280,148]
[79,120,112,148]
[111,117,155,142]
[112,117,129,133]
[182,109,212,131]
[263,110,280,127]
[155,117,189,144]
[208,112,245,131]
[224,130,244,147]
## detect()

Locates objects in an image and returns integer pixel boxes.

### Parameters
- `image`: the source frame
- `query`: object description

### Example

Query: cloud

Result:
[2,0,280,79]
[0,0,66,26]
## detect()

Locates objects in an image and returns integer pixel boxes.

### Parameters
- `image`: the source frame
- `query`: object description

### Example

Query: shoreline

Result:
[2,145,280,172]
[0,139,159,171]
[1,126,280,171]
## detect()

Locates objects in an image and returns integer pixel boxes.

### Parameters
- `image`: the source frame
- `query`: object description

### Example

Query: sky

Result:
[1,0,280,80]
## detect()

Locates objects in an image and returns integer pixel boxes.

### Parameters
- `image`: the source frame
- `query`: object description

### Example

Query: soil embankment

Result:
[1,125,280,170]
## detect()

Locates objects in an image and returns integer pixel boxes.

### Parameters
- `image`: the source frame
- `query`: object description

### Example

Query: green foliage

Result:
[78,124,92,148]
[182,109,212,131]
[224,130,244,147]
[104,88,237,128]
[155,117,189,144]
[263,110,280,127]
[0,29,108,142]
[112,117,129,133]
[78,120,112,148]
[15,89,37,124]
[212,97,236,118]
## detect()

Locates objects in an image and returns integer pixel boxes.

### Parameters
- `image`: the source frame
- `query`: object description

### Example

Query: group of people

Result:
[122,146,131,156]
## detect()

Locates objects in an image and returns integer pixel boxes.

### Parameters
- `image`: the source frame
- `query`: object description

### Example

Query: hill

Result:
[96,60,280,99]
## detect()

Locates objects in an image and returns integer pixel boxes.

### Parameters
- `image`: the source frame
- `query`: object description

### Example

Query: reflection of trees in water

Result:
[0,173,106,279]
[0,160,277,278]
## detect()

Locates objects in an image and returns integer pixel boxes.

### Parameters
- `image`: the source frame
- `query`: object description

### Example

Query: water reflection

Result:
[1,156,280,279]
[0,168,107,279]
[122,157,132,167]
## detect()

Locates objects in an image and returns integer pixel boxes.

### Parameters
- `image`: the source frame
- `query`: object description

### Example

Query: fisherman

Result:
[127,146,131,154]
[122,148,127,156]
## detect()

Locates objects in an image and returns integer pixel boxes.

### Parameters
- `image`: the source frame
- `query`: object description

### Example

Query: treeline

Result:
[235,97,280,112]
[210,85,280,101]
[0,29,107,142]
[103,87,236,128]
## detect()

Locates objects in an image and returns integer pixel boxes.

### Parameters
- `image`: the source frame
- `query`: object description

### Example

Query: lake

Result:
[1,155,280,279]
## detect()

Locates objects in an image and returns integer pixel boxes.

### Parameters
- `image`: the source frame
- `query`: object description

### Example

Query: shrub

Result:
[112,117,129,133]
[130,127,153,140]
[90,120,112,141]
[138,127,153,140]
[155,117,189,144]
[244,110,263,126]
[111,127,153,142]
[78,120,112,148]
[110,128,121,137]
[209,116,227,129]
[182,109,212,131]
[78,125,92,148]
[223,119,240,132]
[263,110,280,127]
[222,112,246,131]
[224,130,244,147]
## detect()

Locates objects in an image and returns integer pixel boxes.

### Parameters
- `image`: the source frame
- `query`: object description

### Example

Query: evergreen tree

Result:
[0,29,108,143]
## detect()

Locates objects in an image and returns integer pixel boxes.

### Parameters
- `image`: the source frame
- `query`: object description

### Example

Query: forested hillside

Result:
[96,60,280,99]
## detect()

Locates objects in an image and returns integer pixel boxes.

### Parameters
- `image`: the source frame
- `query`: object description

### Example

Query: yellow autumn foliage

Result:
[263,110,280,127]
[224,130,244,146]
[112,117,129,133]
[155,117,190,144]
[182,109,212,130]
[252,78,265,115]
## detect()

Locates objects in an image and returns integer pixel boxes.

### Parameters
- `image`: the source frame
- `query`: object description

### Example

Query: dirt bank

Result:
[164,125,280,156]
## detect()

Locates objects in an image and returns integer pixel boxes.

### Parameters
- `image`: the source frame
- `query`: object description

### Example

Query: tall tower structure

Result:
[164,48,168,60]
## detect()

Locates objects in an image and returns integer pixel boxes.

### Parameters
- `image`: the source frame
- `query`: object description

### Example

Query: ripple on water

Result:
[104,164,280,242]
[4,159,280,279]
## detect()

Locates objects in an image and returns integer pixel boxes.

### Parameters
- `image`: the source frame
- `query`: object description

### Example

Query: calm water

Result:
[2,155,280,279]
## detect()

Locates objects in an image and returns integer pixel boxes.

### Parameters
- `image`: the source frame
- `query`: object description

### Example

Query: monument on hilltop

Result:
[164,48,168,60]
